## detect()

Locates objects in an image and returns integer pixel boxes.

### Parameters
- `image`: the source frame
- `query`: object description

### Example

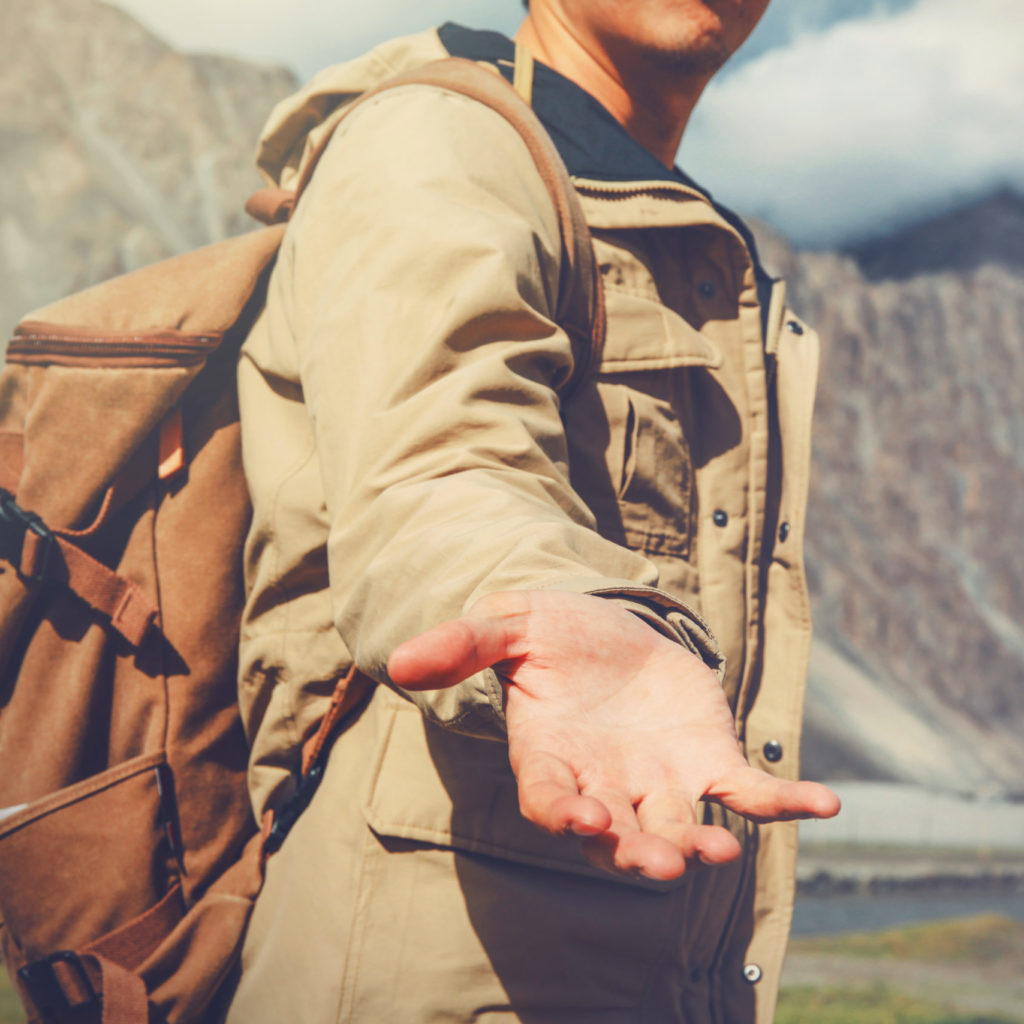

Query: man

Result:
[228,2,838,1021]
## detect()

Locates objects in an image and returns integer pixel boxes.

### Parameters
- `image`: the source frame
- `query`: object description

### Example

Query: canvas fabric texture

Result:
[0,56,599,1024]
[231,26,820,1024]
[0,226,275,1024]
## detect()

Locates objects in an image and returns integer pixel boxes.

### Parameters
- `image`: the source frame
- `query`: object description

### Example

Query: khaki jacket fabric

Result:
[235,27,820,1024]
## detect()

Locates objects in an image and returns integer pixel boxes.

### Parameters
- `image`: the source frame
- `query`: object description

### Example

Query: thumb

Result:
[387,604,519,691]
[708,767,841,823]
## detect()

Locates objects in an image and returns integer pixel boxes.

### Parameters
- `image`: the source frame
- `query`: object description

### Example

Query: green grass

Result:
[789,913,1024,964]
[776,984,1016,1024]
[0,966,22,1024]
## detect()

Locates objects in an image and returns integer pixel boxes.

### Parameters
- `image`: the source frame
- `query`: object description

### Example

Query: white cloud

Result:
[104,0,521,80]
[107,0,1020,247]
[681,0,1024,245]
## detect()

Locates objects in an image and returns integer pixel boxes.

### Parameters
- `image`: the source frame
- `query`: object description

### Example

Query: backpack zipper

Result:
[7,326,221,367]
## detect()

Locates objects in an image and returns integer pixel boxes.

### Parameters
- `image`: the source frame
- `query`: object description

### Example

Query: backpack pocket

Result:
[0,751,184,964]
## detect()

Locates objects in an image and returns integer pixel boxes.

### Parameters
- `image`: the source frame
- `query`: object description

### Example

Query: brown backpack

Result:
[0,57,600,1024]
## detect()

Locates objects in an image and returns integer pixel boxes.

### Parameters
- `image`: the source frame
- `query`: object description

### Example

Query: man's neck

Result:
[515,12,713,170]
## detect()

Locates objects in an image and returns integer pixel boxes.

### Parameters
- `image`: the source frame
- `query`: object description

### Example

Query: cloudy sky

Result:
[108,0,1022,247]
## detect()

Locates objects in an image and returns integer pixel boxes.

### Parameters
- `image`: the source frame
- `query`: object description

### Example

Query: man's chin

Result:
[655,38,731,78]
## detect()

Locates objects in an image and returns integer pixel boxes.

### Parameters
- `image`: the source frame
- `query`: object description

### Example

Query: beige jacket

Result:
[237,27,820,1022]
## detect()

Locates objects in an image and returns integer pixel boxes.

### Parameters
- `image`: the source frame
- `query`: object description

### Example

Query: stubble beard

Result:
[649,33,732,79]
[631,0,751,80]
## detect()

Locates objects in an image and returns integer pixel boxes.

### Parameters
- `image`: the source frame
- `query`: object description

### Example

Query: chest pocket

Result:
[565,286,723,562]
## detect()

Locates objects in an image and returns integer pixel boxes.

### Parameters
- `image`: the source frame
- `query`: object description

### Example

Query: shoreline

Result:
[797,844,1024,896]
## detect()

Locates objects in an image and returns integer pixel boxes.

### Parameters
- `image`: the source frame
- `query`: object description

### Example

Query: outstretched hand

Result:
[388,591,839,881]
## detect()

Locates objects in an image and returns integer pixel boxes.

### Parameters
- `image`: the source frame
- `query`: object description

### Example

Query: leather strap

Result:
[244,187,294,226]
[300,666,372,775]
[247,57,604,397]
[157,407,184,481]
[4,510,157,647]
[27,532,157,646]
[512,41,535,105]
[88,885,185,971]
[19,950,150,1024]
[88,954,150,1024]
[0,429,160,647]
[17,889,181,1022]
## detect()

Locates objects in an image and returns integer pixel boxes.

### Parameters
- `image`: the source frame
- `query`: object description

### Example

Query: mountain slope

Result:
[850,189,1024,281]
[0,0,296,343]
[756,201,1024,796]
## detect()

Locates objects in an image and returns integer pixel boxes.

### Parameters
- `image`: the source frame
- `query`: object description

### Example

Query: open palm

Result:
[388,590,839,880]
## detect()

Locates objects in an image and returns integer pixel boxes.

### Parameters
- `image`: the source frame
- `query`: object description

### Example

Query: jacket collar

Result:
[439,23,772,292]
[439,23,694,188]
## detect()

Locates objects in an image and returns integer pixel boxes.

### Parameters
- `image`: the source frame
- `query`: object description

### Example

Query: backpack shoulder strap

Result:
[246,55,604,398]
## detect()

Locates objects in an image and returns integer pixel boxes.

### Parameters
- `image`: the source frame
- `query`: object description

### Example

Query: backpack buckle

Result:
[18,951,97,1015]
[263,759,327,855]
[0,489,55,583]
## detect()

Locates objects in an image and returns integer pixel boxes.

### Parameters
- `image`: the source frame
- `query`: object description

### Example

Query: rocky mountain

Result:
[754,191,1024,798]
[851,189,1024,282]
[4,0,1022,800]
[0,0,297,344]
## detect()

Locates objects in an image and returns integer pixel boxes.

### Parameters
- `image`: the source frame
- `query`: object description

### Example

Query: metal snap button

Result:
[743,963,762,984]
[713,509,728,527]
[699,281,716,299]
[786,319,804,335]
[763,740,783,763]
[778,521,791,543]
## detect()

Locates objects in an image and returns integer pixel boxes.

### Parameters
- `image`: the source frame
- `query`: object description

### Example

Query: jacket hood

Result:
[255,27,449,191]
[255,23,770,295]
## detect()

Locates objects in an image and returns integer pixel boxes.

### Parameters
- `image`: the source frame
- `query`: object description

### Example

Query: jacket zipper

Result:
[573,178,759,270]
[573,178,708,203]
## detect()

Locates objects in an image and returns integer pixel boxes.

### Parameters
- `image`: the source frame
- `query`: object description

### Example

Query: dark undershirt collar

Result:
[438,23,774,309]
[438,24,771,287]
[440,22,692,186]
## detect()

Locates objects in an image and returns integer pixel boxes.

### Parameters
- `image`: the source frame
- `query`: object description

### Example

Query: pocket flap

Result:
[0,752,180,960]
[600,287,724,372]
[362,693,673,889]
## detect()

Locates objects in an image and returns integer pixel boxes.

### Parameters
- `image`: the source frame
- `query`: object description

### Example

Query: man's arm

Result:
[286,84,838,878]
[285,84,712,736]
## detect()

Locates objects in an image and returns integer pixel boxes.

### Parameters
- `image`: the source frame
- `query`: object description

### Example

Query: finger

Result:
[635,792,742,868]
[580,828,692,882]
[387,616,513,690]
[576,788,643,875]
[707,769,841,823]
[515,751,611,837]
[575,789,688,881]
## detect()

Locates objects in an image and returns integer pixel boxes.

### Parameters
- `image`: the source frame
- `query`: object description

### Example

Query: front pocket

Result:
[362,692,677,891]
[0,752,183,962]
[599,287,723,372]
[563,285,718,564]
[614,383,696,560]
[574,379,696,561]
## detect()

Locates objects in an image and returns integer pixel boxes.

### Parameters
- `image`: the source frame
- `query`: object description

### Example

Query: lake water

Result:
[792,890,1024,936]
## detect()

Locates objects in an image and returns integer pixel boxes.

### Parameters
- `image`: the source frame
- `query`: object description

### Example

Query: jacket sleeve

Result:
[281,85,720,739]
